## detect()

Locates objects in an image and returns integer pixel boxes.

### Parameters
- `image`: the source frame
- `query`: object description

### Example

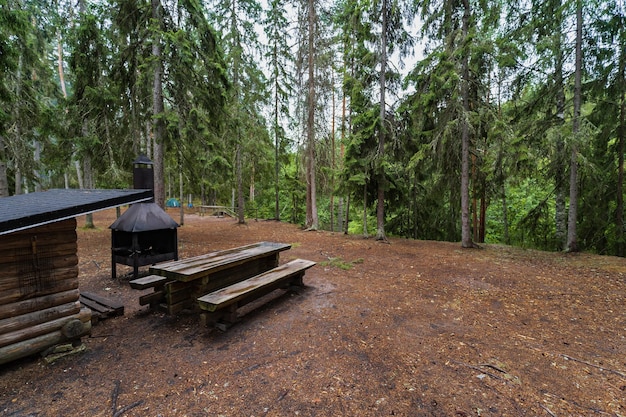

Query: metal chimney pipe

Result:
[133,155,154,201]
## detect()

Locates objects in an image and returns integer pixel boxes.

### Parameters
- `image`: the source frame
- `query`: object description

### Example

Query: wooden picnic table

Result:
[147,242,291,314]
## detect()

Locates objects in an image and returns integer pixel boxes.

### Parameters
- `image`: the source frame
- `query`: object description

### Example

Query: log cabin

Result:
[0,188,151,365]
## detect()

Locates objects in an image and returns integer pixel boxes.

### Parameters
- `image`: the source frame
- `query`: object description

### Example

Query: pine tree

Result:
[263,0,294,221]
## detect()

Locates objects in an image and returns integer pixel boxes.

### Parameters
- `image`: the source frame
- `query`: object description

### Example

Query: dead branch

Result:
[539,404,556,417]
[111,380,120,416]
[111,380,144,417]
[450,360,508,383]
[560,354,626,379]
[113,400,144,417]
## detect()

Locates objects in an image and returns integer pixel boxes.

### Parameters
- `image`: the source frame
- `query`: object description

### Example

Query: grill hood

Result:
[109,202,179,233]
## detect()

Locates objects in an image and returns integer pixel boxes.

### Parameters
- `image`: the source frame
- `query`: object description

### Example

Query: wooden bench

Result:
[197,259,315,330]
[79,291,124,323]
[198,205,235,217]
[148,242,291,314]
[129,274,173,308]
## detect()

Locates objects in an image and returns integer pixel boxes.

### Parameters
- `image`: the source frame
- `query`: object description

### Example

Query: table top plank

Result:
[150,242,291,282]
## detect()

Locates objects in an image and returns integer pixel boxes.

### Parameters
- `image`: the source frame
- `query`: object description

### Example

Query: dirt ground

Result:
[1,208,626,417]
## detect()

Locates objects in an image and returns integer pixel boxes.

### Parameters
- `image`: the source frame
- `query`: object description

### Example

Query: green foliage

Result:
[320,256,364,270]
[3,0,626,258]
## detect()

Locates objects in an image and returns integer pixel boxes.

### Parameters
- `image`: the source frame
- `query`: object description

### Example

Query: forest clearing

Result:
[1,208,625,416]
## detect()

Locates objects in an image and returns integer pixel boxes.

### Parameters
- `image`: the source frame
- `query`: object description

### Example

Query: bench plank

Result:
[129,275,171,290]
[197,259,315,312]
[150,242,291,282]
[139,291,165,306]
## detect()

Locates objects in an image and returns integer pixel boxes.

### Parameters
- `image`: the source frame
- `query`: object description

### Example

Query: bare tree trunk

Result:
[305,0,319,230]
[74,160,83,188]
[83,154,95,228]
[57,33,67,99]
[152,0,166,209]
[33,141,42,192]
[15,169,22,194]
[178,149,184,226]
[618,89,625,256]
[1,133,10,196]
[330,73,336,232]
[363,183,368,237]
[273,43,280,221]
[567,0,582,252]
[0,161,8,197]
[237,144,245,223]
[616,15,626,257]
[375,0,388,241]
[460,0,473,248]
[554,0,567,250]
[501,182,509,244]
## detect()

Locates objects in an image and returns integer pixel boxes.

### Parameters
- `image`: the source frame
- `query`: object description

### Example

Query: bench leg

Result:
[223,304,238,323]
[200,304,239,330]
[282,272,305,288]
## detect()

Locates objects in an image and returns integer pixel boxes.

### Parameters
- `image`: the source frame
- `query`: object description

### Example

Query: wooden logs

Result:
[0,219,92,365]
[0,309,92,366]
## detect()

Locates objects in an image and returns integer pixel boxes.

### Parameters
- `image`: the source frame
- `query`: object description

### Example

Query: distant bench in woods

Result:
[198,205,236,217]
[129,242,315,330]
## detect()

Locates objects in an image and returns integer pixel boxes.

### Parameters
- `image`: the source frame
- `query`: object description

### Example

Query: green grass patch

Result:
[320,257,364,270]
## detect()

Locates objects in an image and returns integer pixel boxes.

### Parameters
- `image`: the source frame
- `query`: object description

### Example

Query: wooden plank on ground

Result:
[79,292,124,321]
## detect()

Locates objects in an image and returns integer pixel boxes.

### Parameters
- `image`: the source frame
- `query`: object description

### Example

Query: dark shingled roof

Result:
[109,202,179,232]
[0,189,152,236]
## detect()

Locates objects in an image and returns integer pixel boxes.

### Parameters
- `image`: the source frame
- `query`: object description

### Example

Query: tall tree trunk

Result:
[0,161,7,197]
[274,43,280,221]
[33,141,42,192]
[501,182,510,245]
[305,0,318,230]
[617,91,625,256]
[237,143,245,223]
[344,194,350,235]
[460,0,474,248]
[567,0,582,252]
[554,0,567,250]
[83,153,95,228]
[57,32,67,99]
[363,183,368,237]
[330,73,336,232]
[616,11,626,257]
[375,0,388,241]
[75,160,83,189]
[0,134,7,196]
[152,0,166,209]
[178,147,184,226]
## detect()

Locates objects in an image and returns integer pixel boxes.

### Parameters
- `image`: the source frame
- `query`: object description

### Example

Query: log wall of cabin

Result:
[0,218,91,365]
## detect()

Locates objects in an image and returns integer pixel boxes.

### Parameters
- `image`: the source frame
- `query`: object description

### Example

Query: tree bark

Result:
[0,136,9,197]
[616,13,626,257]
[363,183,368,237]
[567,0,582,252]
[0,159,7,197]
[237,144,245,223]
[460,0,473,248]
[152,0,166,209]
[618,87,625,256]
[273,42,281,221]
[305,0,318,230]
[553,0,567,250]
[375,0,388,241]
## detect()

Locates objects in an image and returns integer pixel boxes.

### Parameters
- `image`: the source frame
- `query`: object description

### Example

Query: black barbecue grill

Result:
[110,156,179,279]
